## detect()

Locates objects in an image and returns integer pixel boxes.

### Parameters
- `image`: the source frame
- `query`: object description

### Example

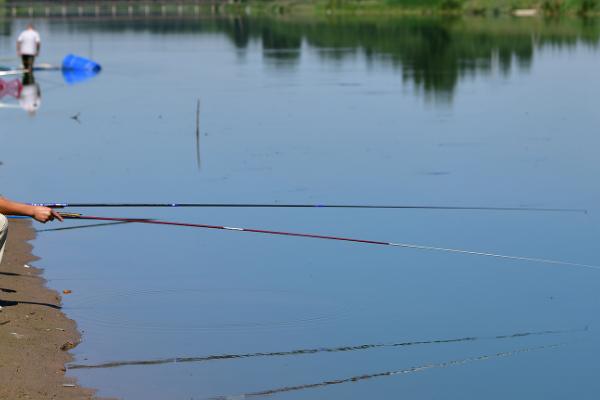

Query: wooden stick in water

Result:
[196,98,201,170]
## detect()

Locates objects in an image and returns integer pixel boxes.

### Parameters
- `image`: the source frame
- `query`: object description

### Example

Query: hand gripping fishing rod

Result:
[58,213,599,271]
[33,202,587,213]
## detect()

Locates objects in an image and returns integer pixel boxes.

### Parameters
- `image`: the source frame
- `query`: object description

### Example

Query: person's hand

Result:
[31,206,63,223]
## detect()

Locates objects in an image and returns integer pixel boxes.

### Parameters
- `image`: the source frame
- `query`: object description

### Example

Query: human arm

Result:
[16,39,21,56]
[0,197,63,223]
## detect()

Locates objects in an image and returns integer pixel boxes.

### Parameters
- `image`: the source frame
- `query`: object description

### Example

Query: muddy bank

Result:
[0,219,99,399]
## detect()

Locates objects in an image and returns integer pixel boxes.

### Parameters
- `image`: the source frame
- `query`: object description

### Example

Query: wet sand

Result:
[0,219,100,399]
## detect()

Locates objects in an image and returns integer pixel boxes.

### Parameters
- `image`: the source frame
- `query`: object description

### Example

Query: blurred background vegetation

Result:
[0,0,600,16]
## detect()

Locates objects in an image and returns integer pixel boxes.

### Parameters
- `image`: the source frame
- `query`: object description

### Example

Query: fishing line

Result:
[67,327,581,370]
[37,220,146,233]
[208,343,563,399]
[60,214,599,271]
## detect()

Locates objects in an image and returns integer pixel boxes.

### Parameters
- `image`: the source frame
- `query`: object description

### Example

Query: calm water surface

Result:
[2,15,600,399]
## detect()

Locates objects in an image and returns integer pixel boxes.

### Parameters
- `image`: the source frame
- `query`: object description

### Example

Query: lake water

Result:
[2,14,600,399]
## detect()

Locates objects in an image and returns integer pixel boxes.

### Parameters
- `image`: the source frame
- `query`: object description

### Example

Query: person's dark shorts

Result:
[21,55,35,71]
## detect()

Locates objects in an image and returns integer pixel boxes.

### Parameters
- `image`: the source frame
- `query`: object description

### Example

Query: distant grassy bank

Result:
[2,0,600,17]
[235,0,600,16]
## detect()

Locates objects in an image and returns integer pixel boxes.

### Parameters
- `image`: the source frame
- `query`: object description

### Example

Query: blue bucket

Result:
[62,68,100,85]
[62,54,102,72]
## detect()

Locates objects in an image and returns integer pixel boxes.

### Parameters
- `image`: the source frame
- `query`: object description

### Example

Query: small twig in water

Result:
[195,99,201,170]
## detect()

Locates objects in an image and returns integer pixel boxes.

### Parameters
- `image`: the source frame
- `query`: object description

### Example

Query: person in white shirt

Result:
[16,24,41,71]
[0,197,62,265]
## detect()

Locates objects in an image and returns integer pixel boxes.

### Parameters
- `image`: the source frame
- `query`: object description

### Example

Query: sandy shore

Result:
[0,219,99,399]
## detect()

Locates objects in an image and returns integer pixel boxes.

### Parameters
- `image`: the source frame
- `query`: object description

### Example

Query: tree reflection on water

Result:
[3,16,599,102]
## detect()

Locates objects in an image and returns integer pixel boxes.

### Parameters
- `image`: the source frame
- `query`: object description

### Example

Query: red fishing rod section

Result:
[57,213,598,270]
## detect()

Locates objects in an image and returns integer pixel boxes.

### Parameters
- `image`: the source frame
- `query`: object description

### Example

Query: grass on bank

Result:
[1,0,599,16]
[237,0,600,15]
[383,0,600,14]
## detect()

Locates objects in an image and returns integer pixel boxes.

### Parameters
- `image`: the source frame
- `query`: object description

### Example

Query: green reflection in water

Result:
[6,15,600,101]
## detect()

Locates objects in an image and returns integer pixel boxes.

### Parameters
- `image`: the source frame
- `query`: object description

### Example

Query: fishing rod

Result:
[58,213,598,270]
[36,220,146,233]
[0,69,24,77]
[34,202,588,213]
[0,103,21,109]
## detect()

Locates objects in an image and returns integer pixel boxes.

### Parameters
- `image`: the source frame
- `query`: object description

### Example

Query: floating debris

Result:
[70,112,81,123]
